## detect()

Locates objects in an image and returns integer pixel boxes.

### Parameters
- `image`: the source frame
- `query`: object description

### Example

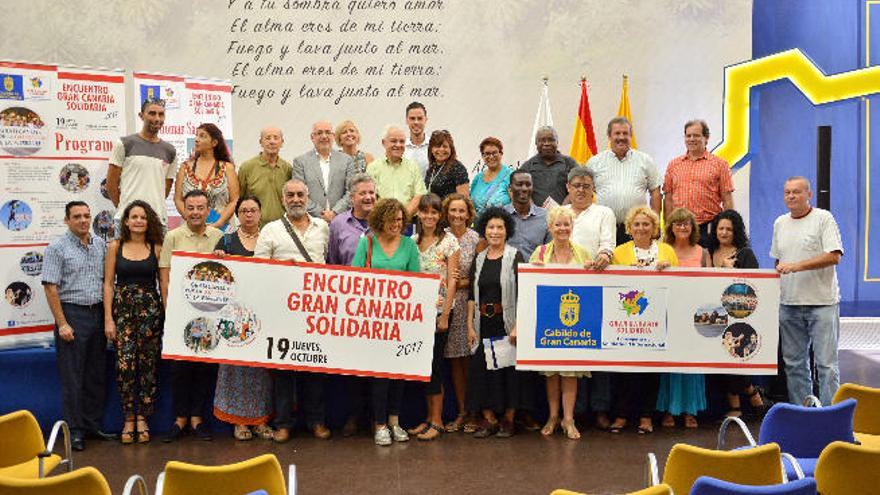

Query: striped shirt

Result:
[663,151,734,224]
[42,231,106,305]
[586,149,661,222]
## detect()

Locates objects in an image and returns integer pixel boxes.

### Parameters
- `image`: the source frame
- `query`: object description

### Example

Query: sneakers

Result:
[390,424,409,442]
[374,426,392,446]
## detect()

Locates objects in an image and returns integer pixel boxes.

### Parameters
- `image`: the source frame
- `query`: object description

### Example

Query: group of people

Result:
[41,98,844,451]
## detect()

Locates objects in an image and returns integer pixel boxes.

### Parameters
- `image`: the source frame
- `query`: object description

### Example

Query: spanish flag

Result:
[569,77,598,164]
[617,75,637,149]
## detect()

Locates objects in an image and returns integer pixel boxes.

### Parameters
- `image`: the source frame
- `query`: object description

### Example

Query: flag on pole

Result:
[526,76,554,160]
[616,74,637,149]
[569,77,598,164]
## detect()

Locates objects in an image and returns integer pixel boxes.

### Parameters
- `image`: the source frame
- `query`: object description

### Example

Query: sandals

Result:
[234,425,253,441]
[121,419,137,445]
[661,413,676,428]
[407,423,429,436]
[561,419,581,440]
[253,424,274,440]
[462,417,479,434]
[747,387,768,417]
[137,418,150,444]
[684,414,698,429]
[445,413,467,433]
[541,416,560,436]
[608,419,627,434]
[416,423,444,441]
[637,418,654,435]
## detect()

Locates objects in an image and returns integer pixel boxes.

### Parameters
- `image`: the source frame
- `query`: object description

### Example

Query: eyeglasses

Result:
[568,182,593,190]
[238,208,260,215]
[481,151,500,157]
[672,222,691,228]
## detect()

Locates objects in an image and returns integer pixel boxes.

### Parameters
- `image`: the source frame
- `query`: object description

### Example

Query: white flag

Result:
[526,77,554,160]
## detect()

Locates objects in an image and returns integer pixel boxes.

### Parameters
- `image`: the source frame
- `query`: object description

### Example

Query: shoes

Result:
[495,419,515,438]
[541,416,560,436]
[472,420,499,439]
[121,420,136,445]
[407,423,429,436]
[637,418,654,435]
[273,427,291,443]
[162,424,185,443]
[462,418,479,434]
[390,424,409,442]
[374,426,392,446]
[594,412,611,431]
[253,424,274,440]
[88,430,118,441]
[136,418,150,444]
[312,424,331,440]
[234,425,253,441]
[608,418,627,434]
[342,418,359,437]
[416,423,443,441]
[71,436,85,452]
[193,423,213,441]
[561,419,581,440]
[517,412,541,432]
[661,413,676,428]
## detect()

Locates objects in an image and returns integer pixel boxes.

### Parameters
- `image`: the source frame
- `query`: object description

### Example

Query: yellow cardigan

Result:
[529,240,593,265]
[611,240,679,267]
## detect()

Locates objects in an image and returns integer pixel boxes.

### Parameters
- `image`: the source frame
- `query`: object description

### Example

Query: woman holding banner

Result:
[708,209,767,418]
[609,205,678,434]
[409,193,460,441]
[466,206,525,439]
[352,198,421,446]
[530,206,593,440]
[102,200,164,444]
[656,208,708,429]
[174,123,240,231]
[211,195,274,441]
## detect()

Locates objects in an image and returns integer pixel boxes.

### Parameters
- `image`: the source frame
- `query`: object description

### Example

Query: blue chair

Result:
[717,398,857,479]
[690,476,817,494]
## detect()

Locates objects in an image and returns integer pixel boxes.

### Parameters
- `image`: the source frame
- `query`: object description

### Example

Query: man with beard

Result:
[107,99,178,230]
[159,190,224,442]
[292,121,356,223]
[519,126,578,208]
[238,126,292,226]
[587,117,661,245]
[403,101,430,175]
[326,173,376,435]
[254,179,331,442]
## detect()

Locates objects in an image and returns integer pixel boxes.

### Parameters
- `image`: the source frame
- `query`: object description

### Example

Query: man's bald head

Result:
[259,126,284,157]
[311,121,334,155]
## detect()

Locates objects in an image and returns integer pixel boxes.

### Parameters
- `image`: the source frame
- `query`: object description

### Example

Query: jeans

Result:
[779,304,840,405]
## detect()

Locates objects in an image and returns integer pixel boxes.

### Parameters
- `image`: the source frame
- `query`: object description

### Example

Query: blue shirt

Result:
[503,203,551,260]
[41,230,106,305]
[470,166,512,215]
[327,210,370,266]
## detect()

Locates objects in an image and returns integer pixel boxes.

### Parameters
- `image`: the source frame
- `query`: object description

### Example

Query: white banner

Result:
[162,252,440,381]
[515,265,780,375]
[0,61,125,347]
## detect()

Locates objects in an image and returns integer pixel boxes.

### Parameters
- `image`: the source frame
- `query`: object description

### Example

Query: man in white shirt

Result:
[255,179,331,442]
[587,117,661,245]
[403,101,429,175]
[564,167,615,268]
[291,121,355,223]
[770,176,843,405]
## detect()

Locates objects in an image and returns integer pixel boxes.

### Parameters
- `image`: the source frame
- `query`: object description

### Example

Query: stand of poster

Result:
[0,61,232,349]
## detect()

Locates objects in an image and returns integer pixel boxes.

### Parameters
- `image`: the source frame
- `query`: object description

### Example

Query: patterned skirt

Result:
[213,364,273,425]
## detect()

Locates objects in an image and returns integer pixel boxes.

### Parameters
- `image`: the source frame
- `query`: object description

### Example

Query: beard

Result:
[286,205,307,219]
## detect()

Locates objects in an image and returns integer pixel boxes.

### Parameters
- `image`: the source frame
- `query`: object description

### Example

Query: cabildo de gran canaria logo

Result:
[3,76,13,92]
[619,290,649,316]
[559,289,580,326]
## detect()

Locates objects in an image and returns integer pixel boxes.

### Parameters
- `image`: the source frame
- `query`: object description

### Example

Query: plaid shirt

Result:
[663,151,734,224]
[41,231,106,305]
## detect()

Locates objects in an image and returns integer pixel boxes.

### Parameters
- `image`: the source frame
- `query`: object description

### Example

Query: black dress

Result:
[424,160,469,199]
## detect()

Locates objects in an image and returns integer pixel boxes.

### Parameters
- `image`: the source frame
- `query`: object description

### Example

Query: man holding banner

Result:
[254,179,331,442]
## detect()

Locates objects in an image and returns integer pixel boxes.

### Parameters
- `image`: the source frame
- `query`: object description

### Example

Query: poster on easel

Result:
[0,61,125,349]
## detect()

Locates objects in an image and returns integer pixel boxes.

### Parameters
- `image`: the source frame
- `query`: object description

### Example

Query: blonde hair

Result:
[334,120,360,147]
[664,207,700,245]
[624,205,660,239]
[546,206,576,227]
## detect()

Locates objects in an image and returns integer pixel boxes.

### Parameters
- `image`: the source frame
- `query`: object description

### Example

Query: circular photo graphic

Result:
[59,163,90,193]
[0,107,47,156]
[5,281,33,308]
[92,210,116,241]
[721,322,761,361]
[0,199,33,232]
[721,282,758,319]
[183,317,219,353]
[216,303,261,347]
[183,261,235,312]
[19,251,43,277]
[693,304,729,337]
[100,178,110,200]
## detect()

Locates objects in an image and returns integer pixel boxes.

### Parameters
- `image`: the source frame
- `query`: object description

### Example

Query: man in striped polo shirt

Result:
[586,117,662,245]
[663,119,734,246]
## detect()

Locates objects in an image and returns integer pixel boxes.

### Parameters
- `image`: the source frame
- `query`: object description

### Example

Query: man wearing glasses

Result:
[564,167,615,269]
[292,121,356,224]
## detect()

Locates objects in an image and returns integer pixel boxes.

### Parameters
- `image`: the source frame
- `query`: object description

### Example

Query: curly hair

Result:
[368,198,408,235]
[120,200,163,245]
[708,209,750,251]
[663,207,700,245]
[479,136,504,154]
[193,123,232,172]
[441,193,476,227]
[475,206,516,240]
[624,205,660,239]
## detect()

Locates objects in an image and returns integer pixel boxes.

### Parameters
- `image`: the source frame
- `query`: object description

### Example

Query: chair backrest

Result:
[814,440,880,495]
[833,383,880,434]
[690,476,817,494]
[550,485,672,495]
[0,410,47,468]
[757,399,856,457]
[0,466,111,495]
[662,442,784,495]
[162,453,286,495]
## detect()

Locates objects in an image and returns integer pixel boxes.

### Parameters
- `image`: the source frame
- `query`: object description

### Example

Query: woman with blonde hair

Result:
[335,120,374,174]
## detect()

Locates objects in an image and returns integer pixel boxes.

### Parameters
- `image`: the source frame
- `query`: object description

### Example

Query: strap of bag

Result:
[365,235,373,268]
[280,216,313,263]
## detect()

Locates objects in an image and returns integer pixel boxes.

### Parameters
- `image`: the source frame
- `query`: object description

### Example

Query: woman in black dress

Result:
[424,130,469,200]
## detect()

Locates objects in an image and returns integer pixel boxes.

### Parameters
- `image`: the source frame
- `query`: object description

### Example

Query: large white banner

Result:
[0,61,124,348]
[162,252,440,381]
[516,265,780,375]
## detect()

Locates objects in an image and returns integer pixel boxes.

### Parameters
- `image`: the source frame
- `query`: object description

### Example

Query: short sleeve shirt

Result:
[503,203,551,260]
[110,134,177,224]
[366,156,427,204]
[587,149,661,222]
[412,231,460,312]
[41,231,106,305]
[253,216,329,263]
[770,208,843,305]
[237,154,293,226]
[518,153,578,206]
[663,151,734,224]
[159,224,224,268]
[425,160,470,199]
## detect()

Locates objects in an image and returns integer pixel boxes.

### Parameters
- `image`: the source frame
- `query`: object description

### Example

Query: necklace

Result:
[238,229,259,240]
